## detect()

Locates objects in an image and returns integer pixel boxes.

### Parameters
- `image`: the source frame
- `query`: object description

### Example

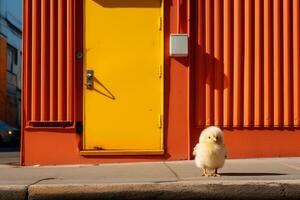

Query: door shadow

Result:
[89,77,116,100]
[93,0,161,8]
[221,172,287,176]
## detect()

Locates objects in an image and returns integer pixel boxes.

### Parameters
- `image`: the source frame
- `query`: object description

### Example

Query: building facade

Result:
[0,0,22,137]
[22,0,300,165]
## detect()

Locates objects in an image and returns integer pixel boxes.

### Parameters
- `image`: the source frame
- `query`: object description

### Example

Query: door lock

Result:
[86,69,94,89]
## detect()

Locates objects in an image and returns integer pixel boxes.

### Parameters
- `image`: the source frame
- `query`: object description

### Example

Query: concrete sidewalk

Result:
[1,157,300,199]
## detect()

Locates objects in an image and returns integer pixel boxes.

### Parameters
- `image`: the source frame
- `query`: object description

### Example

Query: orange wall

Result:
[22,0,190,166]
[23,0,75,123]
[23,130,183,165]
[188,0,300,159]
[22,0,300,165]
[223,129,300,158]
[190,127,300,159]
[191,0,300,128]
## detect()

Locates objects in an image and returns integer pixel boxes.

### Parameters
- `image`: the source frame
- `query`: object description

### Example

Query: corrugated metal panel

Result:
[23,0,75,126]
[253,0,263,126]
[193,0,300,127]
[293,0,300,125]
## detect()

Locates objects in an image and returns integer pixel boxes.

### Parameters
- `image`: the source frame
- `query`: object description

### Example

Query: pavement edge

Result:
[27,180,300,200]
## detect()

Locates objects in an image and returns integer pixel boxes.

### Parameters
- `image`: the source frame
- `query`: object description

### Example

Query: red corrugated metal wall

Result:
[23,0,77,127]
[192,0,300,128]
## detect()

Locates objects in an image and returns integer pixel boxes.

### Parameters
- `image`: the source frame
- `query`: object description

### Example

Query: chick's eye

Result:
[208,136,211,139]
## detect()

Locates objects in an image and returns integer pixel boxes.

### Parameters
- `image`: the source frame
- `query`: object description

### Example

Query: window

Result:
[7,44,18,73]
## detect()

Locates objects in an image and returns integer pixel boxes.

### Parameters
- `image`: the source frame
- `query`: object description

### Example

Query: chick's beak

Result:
[213,137,217,142]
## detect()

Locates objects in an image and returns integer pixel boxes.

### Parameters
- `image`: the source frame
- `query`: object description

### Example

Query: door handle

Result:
[86,69,94,89]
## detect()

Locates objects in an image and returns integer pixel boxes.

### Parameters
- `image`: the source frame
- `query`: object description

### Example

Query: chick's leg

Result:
[212,168,221,177]
[201,168,210,177]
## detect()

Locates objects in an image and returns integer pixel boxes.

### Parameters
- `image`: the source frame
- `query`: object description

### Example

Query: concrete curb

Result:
[0,185,27,200]
[26,180,300,200]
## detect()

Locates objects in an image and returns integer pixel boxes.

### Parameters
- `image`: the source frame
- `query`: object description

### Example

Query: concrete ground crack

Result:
[24,178,56,200]
[163,162,180,181]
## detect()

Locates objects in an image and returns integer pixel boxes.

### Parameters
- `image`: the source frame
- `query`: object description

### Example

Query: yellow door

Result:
[82,0,164,155]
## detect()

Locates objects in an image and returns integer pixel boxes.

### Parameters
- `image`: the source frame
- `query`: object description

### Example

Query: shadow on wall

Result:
[190,45,230,126]
[199,52,229,90]
[93,0,162,8]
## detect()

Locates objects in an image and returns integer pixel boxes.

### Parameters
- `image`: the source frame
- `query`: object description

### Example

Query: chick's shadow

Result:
[220,172,287,176]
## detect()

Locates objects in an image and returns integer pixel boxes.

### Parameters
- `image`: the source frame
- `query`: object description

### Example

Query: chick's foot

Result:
[212,169,221,177]
[201,168,211,177]
[211,173,221,177]
[202,173,211,177]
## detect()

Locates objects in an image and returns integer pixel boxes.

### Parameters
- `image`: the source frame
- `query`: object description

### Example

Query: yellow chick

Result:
[193,126,227,177]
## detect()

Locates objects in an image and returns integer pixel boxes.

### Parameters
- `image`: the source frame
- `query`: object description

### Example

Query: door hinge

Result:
[159,64,163,78]
[94,146,105,150]
[158,17,162,31]
[158,114,163,129]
